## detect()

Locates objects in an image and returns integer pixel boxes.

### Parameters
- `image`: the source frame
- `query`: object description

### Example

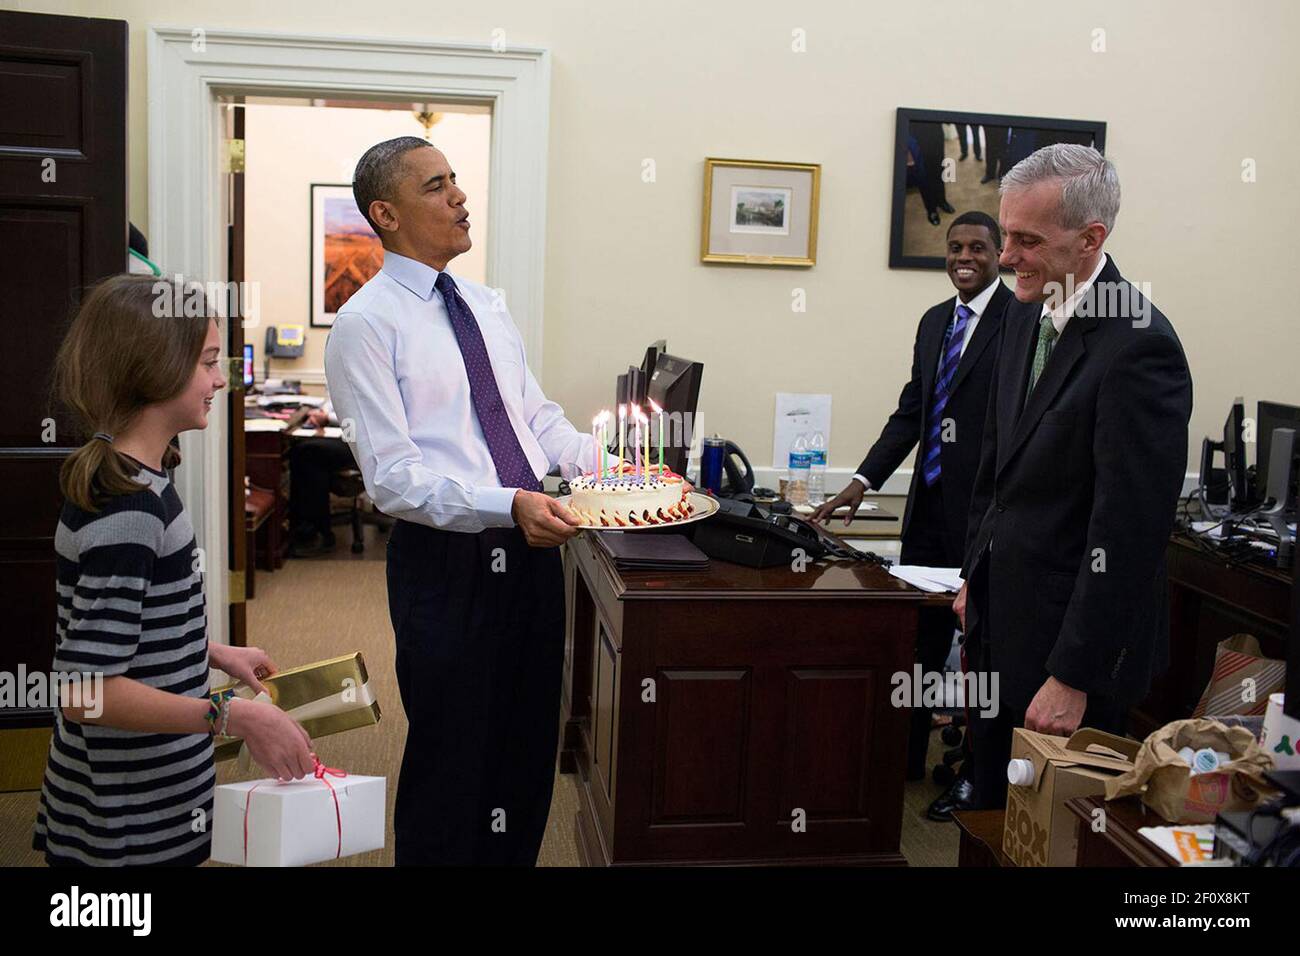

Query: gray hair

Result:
[352,136,433,235]
[1000,143,1120,234]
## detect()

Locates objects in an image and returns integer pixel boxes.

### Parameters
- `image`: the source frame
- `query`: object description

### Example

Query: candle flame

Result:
[618,404,626,418]
[648,399,662,415]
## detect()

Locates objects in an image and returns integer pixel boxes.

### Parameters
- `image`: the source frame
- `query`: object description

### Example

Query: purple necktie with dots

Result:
[434,272,542,492]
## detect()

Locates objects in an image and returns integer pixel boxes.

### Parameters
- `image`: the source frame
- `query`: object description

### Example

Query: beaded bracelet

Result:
[205,690,235,736]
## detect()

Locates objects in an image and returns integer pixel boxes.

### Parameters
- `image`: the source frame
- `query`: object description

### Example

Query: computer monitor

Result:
[1259,401,1300,494]
[645,352,703,477]
[243,344,255,388]
[1223,397,1250,512]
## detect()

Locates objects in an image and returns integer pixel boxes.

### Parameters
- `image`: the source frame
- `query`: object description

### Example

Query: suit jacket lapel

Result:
[948,282,1010,396]
[918,298,953,404]
[997,258,1121,476]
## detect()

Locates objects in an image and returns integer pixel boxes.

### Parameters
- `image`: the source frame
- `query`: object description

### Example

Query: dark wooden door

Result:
[226,101,249,646]
[0,10,128,731]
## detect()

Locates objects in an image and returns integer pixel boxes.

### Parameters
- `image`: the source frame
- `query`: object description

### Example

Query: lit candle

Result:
[599,411,608,480]
[618,404,626,482]
[633,410,641,482]
[591,414,601,479]
[638,409,650,486]
[648,399,664,476]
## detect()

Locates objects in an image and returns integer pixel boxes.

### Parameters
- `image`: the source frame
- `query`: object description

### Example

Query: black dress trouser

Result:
[964,566,1129,811]
[900,478,963,780]
[385,519,566,865]
[288,437,357,537]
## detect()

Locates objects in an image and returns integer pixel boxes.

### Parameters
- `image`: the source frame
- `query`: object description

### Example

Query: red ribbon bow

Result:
[242,754,350,865]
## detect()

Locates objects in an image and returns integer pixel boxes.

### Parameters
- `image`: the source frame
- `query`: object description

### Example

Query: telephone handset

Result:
[719,440,755,496]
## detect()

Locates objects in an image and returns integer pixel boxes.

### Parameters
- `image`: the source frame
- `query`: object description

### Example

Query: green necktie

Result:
[1026,313,1059,399]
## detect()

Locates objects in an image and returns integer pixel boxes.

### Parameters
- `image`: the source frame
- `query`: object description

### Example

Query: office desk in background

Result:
[243,406,307,571]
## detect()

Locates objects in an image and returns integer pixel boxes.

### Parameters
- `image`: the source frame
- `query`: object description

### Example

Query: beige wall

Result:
[242,103,489,384]
[16,0,1300,476]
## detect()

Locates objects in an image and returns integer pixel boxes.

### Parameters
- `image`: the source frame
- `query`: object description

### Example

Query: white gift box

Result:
[211,773,385,867]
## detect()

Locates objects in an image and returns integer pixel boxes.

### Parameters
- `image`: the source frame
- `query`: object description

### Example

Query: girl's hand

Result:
[229,699,314,781]
[211,644,278,697]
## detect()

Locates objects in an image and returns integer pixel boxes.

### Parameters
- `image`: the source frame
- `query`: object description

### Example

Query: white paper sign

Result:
[773,393,832,470]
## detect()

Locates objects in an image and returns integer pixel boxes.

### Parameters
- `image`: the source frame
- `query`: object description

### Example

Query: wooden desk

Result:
[1066,795,1176,867]
[1132,533,1291,737]
[243,409,307,571]
[953,809,1011,867]
[560,532,924,866]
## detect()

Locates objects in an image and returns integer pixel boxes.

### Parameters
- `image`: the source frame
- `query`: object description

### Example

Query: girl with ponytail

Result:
[35,275,314,866]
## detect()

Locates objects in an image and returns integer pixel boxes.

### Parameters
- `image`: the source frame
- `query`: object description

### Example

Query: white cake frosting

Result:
[567,471,693,527]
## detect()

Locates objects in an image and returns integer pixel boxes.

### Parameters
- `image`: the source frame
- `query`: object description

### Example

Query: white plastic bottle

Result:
[787,433,811,505]
[807,430,827,505]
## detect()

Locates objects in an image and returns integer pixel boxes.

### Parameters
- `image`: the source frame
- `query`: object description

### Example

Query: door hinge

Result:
[223,138,245,174]
[228,356,246,392]
[229,570,246,604]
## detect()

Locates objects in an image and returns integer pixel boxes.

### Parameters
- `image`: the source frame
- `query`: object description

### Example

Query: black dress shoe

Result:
[938,201,956,214]
[289,531,335,558]
[927,210,941,226]
[980,174,997,184]
[926,775,975,822]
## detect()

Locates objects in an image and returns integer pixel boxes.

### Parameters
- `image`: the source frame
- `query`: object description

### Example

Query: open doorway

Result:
[147,26,552,649]
[229,96,492,650]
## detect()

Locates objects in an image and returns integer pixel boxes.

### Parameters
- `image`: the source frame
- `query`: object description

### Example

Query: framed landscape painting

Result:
[700,158,820,266]
[310,183,384,327]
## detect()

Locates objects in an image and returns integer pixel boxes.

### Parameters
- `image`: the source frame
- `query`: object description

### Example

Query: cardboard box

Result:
[211,773,386,867]
[1002,727,1139,867]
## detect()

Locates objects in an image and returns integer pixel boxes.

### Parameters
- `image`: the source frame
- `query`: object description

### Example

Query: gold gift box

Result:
[212,651,382,762]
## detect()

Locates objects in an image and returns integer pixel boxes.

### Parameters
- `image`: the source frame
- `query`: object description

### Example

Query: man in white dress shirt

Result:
[325,137,596,865]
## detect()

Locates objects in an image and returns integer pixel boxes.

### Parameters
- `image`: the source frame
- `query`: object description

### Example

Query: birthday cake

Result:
[567,466,694,527]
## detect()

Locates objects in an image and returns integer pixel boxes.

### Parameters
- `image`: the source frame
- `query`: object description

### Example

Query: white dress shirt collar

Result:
[381,250,443,301]
[1042,252,1108,334]
[957,275,1001,319]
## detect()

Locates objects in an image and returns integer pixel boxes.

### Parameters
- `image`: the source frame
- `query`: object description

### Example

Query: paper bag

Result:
[1192,634,1285,718]
[1104,718,1276,823]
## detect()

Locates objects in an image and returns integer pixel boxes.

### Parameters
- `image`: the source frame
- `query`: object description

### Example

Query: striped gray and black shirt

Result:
[33,461,213,866]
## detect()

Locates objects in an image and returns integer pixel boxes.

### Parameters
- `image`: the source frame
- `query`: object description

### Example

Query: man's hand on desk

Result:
[306,408,330,430]
[512,490,582,547]
[810,480,866,526]
[1024,676,1087,736]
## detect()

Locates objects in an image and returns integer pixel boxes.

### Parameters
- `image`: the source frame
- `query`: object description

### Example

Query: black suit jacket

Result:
[857,281,1013,565]
[961,257,1193,710]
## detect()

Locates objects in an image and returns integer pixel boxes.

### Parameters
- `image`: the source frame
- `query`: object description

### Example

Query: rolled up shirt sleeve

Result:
[325,309,516,532]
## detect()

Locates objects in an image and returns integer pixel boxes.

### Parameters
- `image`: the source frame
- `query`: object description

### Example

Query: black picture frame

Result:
[888,107,1106,270]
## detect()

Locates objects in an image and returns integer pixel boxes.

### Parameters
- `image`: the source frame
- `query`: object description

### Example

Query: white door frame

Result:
[147,26,551,645]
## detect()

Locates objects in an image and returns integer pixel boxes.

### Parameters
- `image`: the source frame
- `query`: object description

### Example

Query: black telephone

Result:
[692,498,886,568]
[718,440,756,496]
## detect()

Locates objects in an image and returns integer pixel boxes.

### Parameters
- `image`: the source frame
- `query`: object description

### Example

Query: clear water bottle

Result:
[807,430,827,505]
[787,433,811,505]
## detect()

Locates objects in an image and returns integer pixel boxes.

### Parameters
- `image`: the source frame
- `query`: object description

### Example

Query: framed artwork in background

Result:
[701,158,820,266]
[310,183,384,327]
[889,108,1106,270]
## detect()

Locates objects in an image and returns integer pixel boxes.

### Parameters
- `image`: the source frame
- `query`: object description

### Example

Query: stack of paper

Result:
[888,565,964,593]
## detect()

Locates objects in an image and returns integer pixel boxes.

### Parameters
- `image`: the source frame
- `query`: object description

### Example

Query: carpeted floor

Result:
[0,523,958,867]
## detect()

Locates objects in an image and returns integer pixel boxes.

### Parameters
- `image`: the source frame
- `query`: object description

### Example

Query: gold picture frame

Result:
[700,158,821,267]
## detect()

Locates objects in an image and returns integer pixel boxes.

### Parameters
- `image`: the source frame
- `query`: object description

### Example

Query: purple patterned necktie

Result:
[435,272,541,492]
[921,303,973,487]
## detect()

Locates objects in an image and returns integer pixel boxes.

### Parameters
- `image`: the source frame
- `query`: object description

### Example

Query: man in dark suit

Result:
[813,211,1012,820]
[955,144,1193,811]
